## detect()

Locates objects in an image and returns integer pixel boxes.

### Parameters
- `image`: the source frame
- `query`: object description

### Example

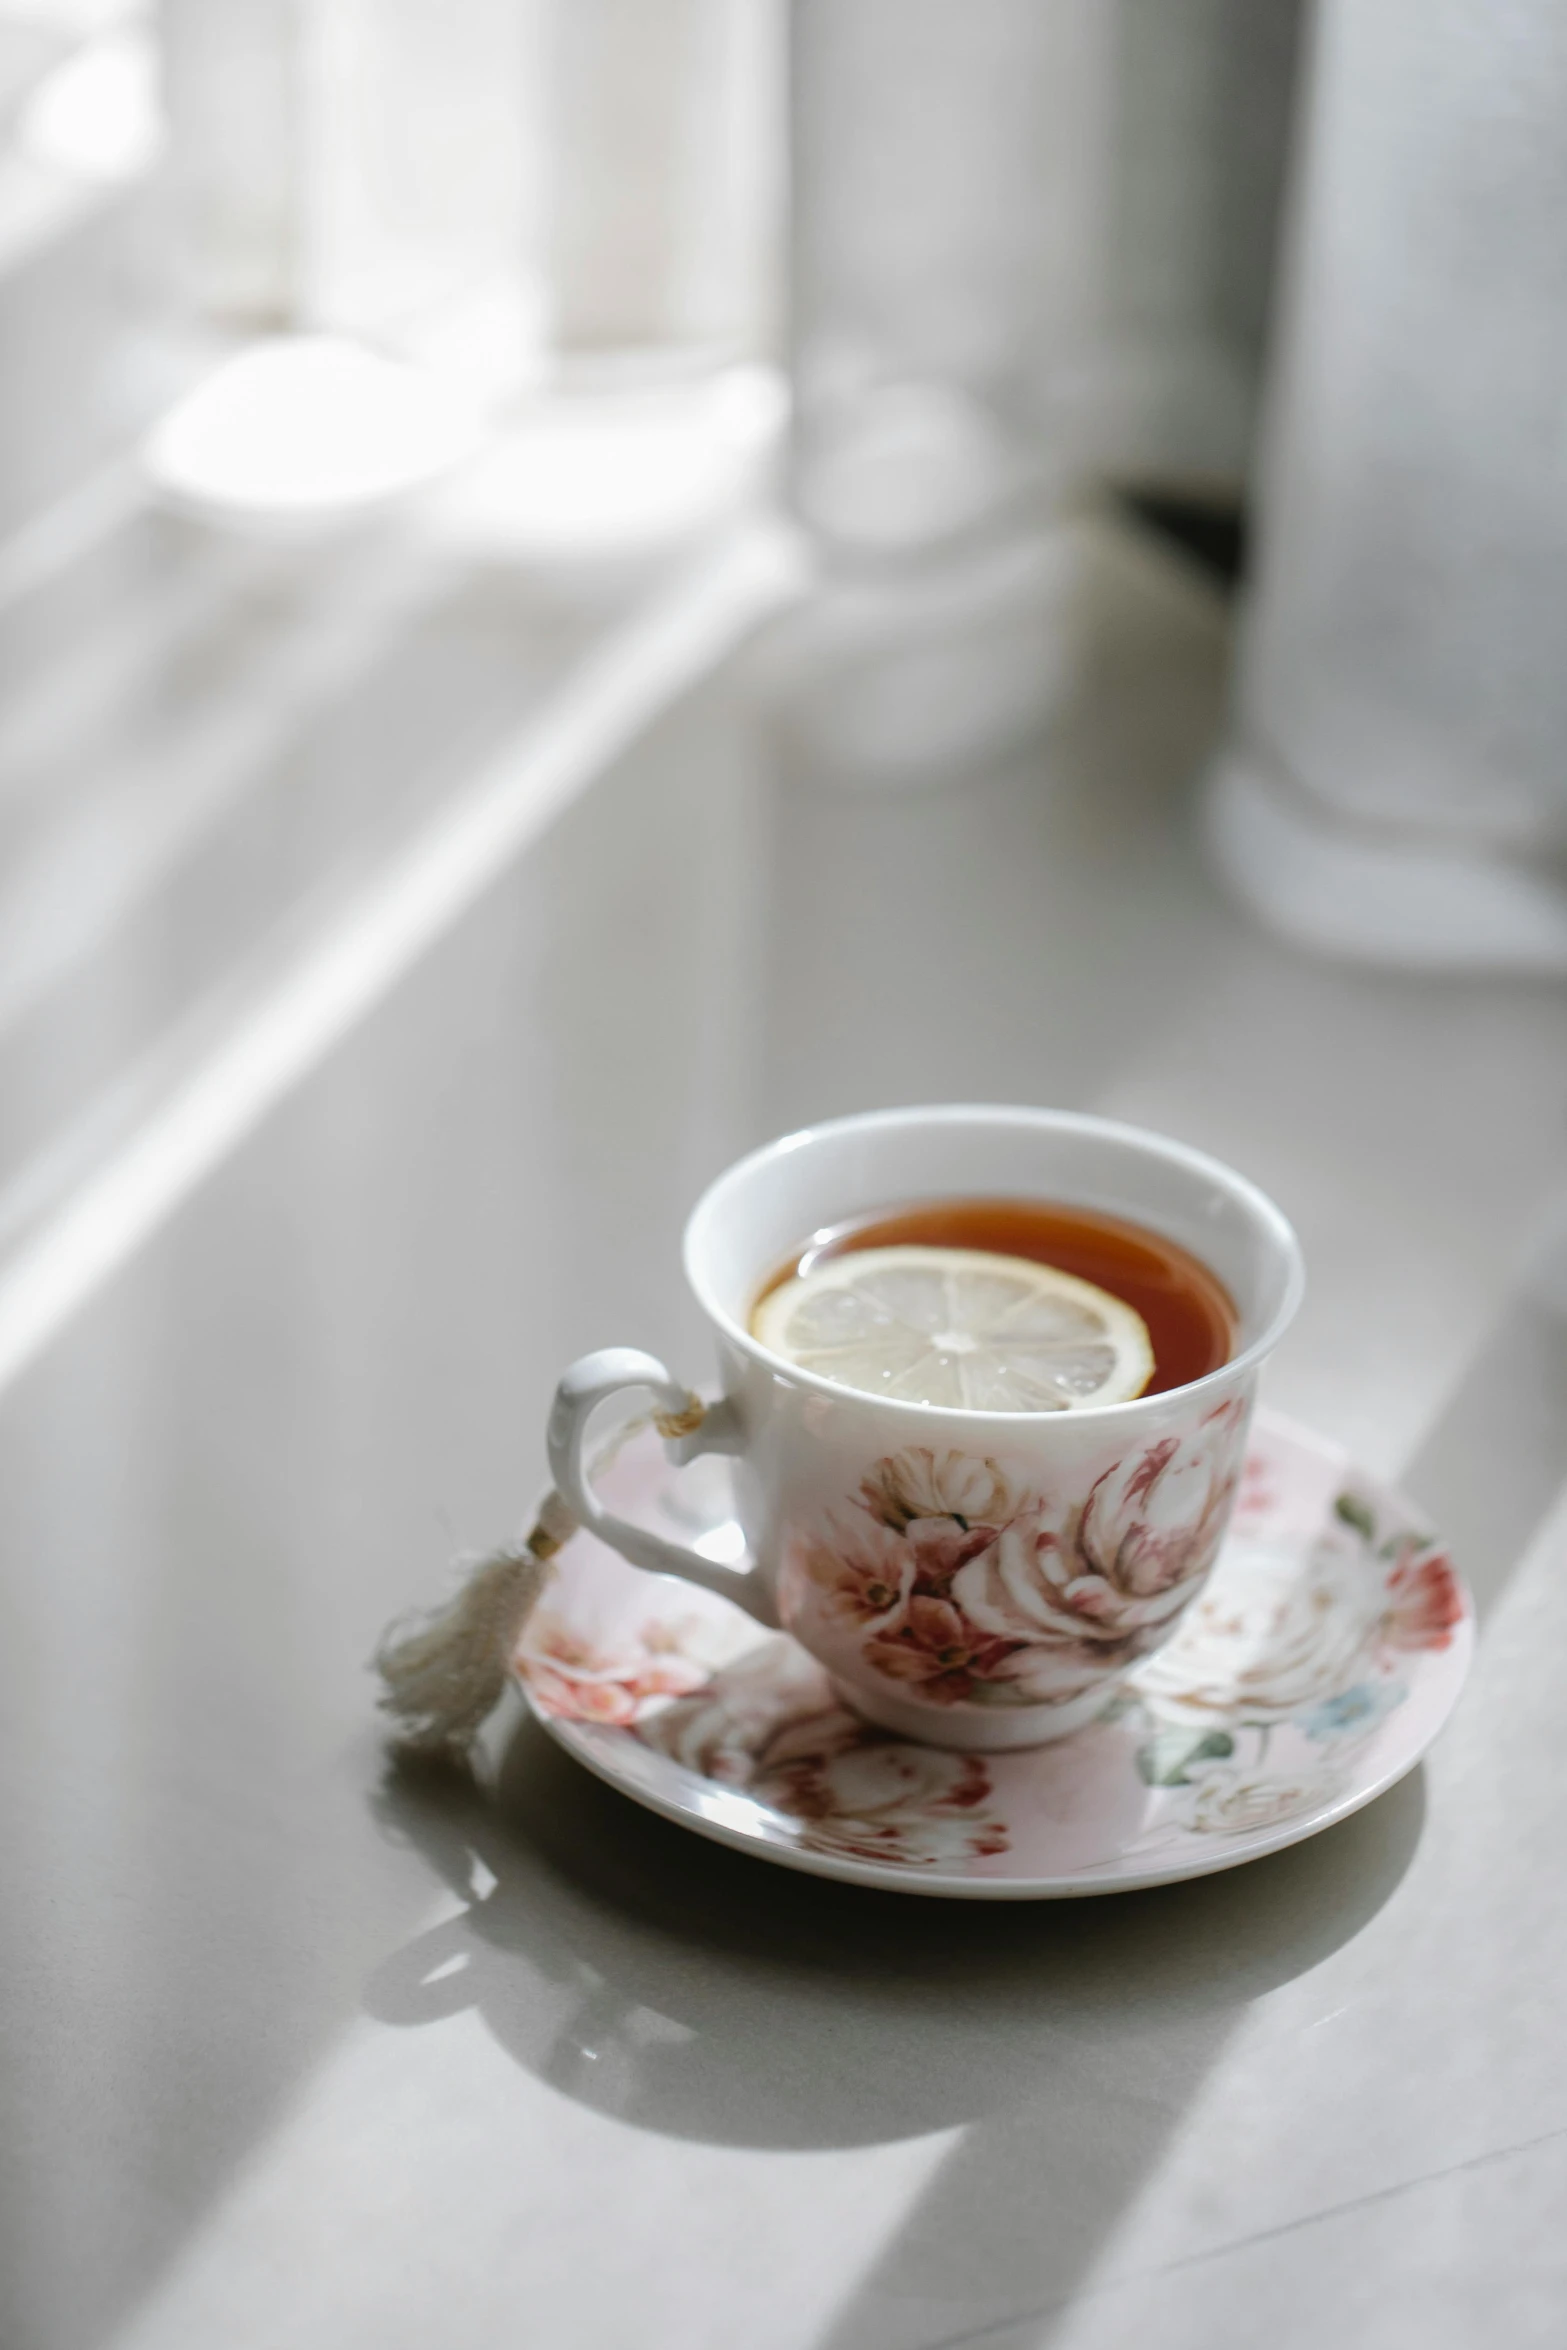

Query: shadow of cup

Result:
[365,1716,1426,2154]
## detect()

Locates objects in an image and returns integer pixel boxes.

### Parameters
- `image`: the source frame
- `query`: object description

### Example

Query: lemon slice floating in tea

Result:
[752,1244,1154,1411]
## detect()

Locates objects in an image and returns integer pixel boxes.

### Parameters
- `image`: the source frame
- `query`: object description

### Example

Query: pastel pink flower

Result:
[954,1414,1244,1664]
[525,1665,640,1726]
[903,1514,1003,1593]
[954,1514,1177,1661]
[1233,1450,1279,1526]
[864,1594,1018,1705]
[1381,1550,1463,1652]
[859,1448,1014,1533]
[531,1626,603,1671]
[756,1743,1011,1865]
[797,1525,913,1627]
[628,1659,712,1700]
[523,1613,712,1723]
[1077,1421,1238,1601]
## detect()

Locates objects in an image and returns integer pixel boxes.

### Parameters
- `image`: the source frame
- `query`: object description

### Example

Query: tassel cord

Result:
[374,1395,705,1763]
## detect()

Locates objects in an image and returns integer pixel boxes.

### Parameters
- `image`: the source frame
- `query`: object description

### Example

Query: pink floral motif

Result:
[1380,1548,1463,1653]
[796,1524,912,1627]
[955,1506,1190,1662]
[638,1642,854,1783]
[860,1448,1014,1534]
[902,1514,1002,1590]
[863,1594,1018,1705]
[521,1612,712,1726]
[789,1399,1249,1711]
[638,1641,1011,1866]
[1234,1450,1280,1527]
[756,1742,1009,1867]
[1078,1402,1244,1599]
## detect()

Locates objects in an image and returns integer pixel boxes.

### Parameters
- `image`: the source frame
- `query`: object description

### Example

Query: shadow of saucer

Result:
[365,1715,1425,2155]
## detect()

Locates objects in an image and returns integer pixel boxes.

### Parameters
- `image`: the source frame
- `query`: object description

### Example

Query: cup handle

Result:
[545,1347,774,1623]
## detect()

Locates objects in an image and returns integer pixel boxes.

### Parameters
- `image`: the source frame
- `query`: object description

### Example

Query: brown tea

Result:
[757,1196,1235,1397]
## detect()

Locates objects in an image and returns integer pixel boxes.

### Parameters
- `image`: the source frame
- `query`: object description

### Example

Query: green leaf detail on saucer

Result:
[1096,1688,1141,1725]
[1136,1727,1235,1787]
[1334,1492,1377,1542]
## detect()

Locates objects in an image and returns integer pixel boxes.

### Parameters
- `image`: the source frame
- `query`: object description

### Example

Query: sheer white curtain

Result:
[155,0,778,386]
[148,0,1295,457]
[0,0,1301,544]
[1212,0,1567,972]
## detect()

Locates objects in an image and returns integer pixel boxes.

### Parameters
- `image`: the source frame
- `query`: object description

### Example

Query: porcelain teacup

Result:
[546,1104,1303,1752]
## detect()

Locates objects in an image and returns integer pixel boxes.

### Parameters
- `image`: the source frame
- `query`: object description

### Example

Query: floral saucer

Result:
[513,1409,1472,1899]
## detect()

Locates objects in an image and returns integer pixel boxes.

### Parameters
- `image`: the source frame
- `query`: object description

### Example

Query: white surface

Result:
[0,508,1563,2350]
[1207,742,1567,976]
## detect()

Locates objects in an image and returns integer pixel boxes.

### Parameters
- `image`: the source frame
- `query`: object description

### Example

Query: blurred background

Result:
[4,0,1567,1418]
[2,0,1566,1375]
[2,0,1299,522]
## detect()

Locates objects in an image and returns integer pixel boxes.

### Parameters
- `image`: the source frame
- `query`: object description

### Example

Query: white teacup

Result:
[546,1105,1303,1752]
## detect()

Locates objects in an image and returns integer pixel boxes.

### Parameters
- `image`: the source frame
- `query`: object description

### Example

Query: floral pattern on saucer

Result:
[518,1599,753,1730]
[637,1643,1010,1869]
[1103,1478,1465,1858]
[521,1611,718,1728]
[515,1410,1473,1898]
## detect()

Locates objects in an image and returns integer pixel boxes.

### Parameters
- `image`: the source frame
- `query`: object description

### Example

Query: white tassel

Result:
[375,1396,707,1765]
[375,1488,579,1762]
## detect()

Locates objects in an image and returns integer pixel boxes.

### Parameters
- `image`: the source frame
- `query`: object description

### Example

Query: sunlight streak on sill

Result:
[0,522,804,1401]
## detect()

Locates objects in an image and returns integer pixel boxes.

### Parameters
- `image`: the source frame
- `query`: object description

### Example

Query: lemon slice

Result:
[752,1245,1154,1411]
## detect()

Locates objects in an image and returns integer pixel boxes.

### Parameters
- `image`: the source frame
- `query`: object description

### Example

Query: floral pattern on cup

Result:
[784,1397,1248,1712]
